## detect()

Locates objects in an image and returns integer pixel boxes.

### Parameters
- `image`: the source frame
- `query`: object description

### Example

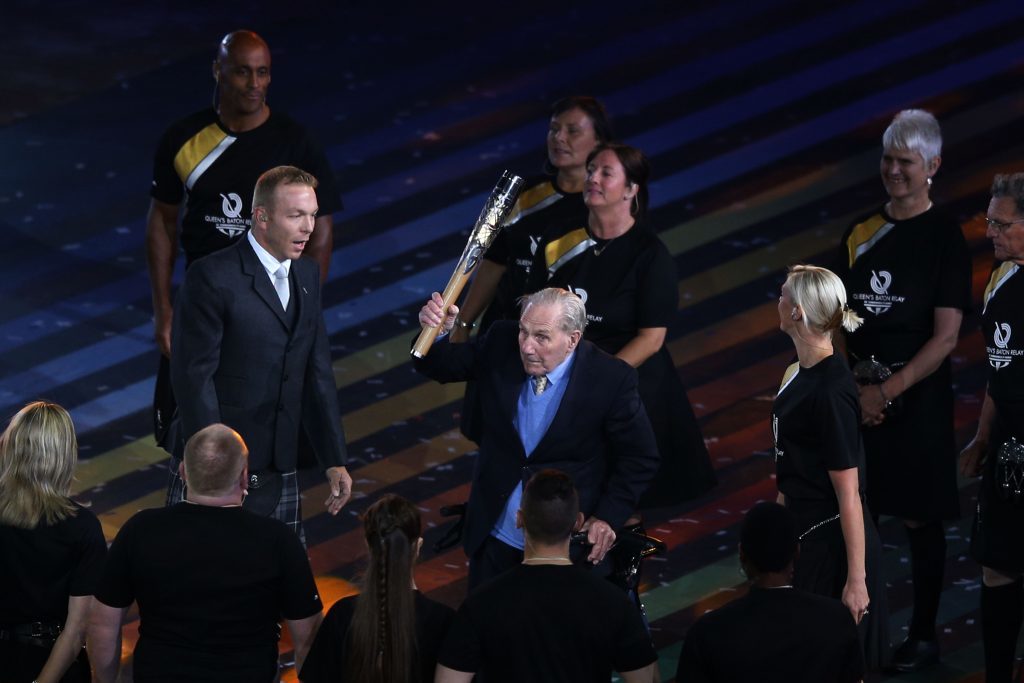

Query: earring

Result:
[926,177,932,186]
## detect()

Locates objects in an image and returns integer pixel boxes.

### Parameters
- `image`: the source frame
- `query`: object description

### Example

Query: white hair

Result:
[519,288,588,334]
[882,109,942,165]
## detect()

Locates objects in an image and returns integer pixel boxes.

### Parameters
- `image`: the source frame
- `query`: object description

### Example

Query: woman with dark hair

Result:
[0,401,106,683]
[452,96,613,341]
[526,142,716,509]
[773,265,888,669]
[835,109,971,672]
[299,494,454,683]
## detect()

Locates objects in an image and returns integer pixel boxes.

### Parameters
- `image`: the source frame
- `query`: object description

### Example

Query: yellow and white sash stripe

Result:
[173,123,237,192]
[982,262,1019,314]
[846,214,894,268]
[777,361,800,397]
[544,227,594,278]
[505,182,561,226]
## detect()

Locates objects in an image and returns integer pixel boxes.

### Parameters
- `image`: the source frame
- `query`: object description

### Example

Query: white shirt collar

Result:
[247,230,291,278]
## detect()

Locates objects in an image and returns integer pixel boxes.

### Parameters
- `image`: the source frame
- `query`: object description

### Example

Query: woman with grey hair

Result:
[773,265,888,669]
[960,173,1024,683]
[835,109,971,672]
[0,402,106,683]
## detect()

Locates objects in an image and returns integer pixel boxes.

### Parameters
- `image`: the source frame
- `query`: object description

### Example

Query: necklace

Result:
[592,237,616,256]
[184,499,243,508]
[522,556,571,565]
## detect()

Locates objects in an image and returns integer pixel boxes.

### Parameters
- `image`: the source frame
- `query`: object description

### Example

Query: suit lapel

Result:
[290,262,313,337]
[238,237,291,330]
[499,351,526,435]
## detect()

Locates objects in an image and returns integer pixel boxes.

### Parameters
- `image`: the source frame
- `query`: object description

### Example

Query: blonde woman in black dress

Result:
[773,265,888,669]
[0,402,106,683]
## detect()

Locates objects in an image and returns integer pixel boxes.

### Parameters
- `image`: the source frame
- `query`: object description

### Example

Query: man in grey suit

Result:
[169,165,351,541]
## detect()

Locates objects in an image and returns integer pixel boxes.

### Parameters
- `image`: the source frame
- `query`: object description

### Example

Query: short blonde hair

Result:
[0,401,78,528]
[183,424,248,496]
[252,165,318,212]
[786,265,863,337]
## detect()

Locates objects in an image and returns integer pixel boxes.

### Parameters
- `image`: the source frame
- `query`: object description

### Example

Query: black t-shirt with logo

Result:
[527,221,677,354]
[772,355,866,518]
[151,108,341,265]
[982,262,1024,404]
[481,177,587,331]
[836,206,971,364]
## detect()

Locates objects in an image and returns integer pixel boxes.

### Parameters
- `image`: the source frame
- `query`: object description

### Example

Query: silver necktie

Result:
[273,265,290,310]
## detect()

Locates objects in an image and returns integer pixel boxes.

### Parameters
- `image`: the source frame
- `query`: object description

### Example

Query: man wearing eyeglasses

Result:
[960,173,1024,683]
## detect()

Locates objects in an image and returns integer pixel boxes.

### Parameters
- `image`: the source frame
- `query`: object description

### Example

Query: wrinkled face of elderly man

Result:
[987,195,1024,264]
[517,301,581,377]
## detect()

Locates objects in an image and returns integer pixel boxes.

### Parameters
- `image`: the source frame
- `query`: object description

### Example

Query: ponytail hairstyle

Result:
[345,494,422,683]
[786,265,863,337]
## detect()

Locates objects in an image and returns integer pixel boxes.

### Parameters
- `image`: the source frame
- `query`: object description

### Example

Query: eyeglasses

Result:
[986,217,1024,233]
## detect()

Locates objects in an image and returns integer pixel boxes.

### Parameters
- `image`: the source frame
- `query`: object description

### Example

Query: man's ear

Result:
[515,509,524,530]
[573,512,584,532]
[178,461,187,483]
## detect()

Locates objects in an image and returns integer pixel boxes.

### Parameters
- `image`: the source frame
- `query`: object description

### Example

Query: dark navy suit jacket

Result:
[414,320,659,556]
[171,235,346,472]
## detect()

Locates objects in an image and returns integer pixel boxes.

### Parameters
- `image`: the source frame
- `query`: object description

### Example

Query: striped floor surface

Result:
[2,1,1023,680]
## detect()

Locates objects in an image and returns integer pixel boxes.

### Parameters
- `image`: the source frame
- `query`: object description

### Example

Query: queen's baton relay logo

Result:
[853,269,905,315]
[988,322,1021,370]
[206,192,248,238]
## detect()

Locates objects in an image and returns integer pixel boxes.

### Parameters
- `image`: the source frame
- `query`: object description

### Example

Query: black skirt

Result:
[637,347,716,507]
[791,501,890,671]
[862,361,960,520]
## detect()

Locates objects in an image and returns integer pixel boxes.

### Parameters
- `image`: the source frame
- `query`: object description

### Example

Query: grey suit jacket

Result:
[171,235,346,472]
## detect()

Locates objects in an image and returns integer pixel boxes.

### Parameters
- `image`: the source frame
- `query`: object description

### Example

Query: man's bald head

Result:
[212,30,271,123]
[183,424,248,497]
[216,30,270,63]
